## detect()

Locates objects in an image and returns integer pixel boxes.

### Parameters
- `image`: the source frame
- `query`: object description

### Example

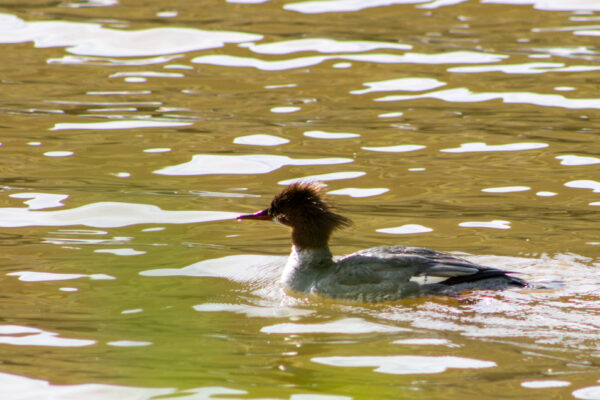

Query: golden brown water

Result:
[0,0,599,399]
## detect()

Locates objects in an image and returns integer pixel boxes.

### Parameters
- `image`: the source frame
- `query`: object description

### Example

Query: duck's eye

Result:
[274,214,290,225]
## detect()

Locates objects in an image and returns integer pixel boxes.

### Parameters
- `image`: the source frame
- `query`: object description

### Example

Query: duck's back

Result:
[311,245,526,301]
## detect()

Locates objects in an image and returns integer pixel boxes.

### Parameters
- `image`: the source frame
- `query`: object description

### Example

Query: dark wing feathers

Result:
[339,245,521,284]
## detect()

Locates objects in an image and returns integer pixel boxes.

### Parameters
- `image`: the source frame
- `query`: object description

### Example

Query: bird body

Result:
[238,182,527,302]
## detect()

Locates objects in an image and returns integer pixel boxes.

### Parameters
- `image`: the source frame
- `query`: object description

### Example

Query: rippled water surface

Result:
[0,0,599,399]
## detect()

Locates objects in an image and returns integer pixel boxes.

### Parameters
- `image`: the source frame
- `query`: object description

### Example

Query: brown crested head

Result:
[238,181,352,248]
[268,181,351,229]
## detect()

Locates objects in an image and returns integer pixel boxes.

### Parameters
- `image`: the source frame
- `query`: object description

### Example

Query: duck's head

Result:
[238,182,352,248]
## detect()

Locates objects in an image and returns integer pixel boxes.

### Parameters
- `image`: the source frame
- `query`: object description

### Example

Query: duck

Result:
[237,181,527,302]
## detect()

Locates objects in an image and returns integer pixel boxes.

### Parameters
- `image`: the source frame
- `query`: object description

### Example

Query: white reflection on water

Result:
[284,0,430,14]
[392,338,454,346]
[261,318,408,334]
[50,54,181,66]
[376,224,433,234]
[271,106,301,113]
[278,171,365,185]
[109,71,184,79]
[521,380,571,389]
[481,0,600,12]
[378,87,600,109]
[362,144,425,153]
[0,14,262,57]
[312,355,496,374]
[107,340,152,347]
[234,134,290,146]
[7,271,115,281]
[327,187,389,198]
[458,220,511,229]
[155,154,352,176]
[44,151,74,157]
[0,201,237,228]
[94,248,147,256]
[51,120,192,130]
[449,62,600,74]
[556,155,600,166]
[574,385,600,400]
[140,255,284,285]
[0,371,247,400]
[482,186,530,193]
[0,325,95,347]
[193,303,314,318]
[536,191,557,197]
[304,130,360,139]
[192,51,507,71]
[441,142,548,153]
[241,38,411,54]
[565,180,600,193]
[378,112,404,118]
[9,193,69,210]
[351,77,445,94]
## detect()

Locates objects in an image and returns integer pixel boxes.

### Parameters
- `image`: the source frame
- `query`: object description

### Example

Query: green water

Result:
[0,0,599,399]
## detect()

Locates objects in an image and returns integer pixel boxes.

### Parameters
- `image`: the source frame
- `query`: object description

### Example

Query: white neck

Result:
[281,245,333,294]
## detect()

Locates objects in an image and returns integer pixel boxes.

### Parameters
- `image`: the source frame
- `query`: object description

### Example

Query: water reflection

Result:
[261,318,408,334]
[284,0,431,14]
[440,142,548,153]
[312,355,496,375]
[192,51,507,71]
[154,154,352,176]
[51,120,191,130]
[351,77,445,94]
[233,134,290,146]
[241,38,412,54]
[0,14,262,57]
[0,371,246,400]
[0,0,599,397]
[7,271,115,281]
[0,201,237,228]
[0,325,95,347]
[377,87,600,109]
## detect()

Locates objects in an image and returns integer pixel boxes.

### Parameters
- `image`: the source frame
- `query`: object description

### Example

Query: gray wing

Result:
[337,245,491,281]
[314,245,525,301]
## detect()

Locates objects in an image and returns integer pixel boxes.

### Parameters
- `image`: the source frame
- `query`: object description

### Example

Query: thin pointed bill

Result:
[237,209,271,221]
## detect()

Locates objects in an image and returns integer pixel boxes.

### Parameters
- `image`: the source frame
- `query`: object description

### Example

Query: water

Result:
[0,0,599,398]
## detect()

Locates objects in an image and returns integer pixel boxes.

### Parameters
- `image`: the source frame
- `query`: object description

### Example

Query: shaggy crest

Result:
[268,181,352,232]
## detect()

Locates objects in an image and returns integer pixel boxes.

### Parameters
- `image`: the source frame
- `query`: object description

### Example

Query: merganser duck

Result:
[238,182,527,302]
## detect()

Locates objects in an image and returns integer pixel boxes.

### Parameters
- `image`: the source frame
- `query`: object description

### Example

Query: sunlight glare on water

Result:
[0,0,598,399]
